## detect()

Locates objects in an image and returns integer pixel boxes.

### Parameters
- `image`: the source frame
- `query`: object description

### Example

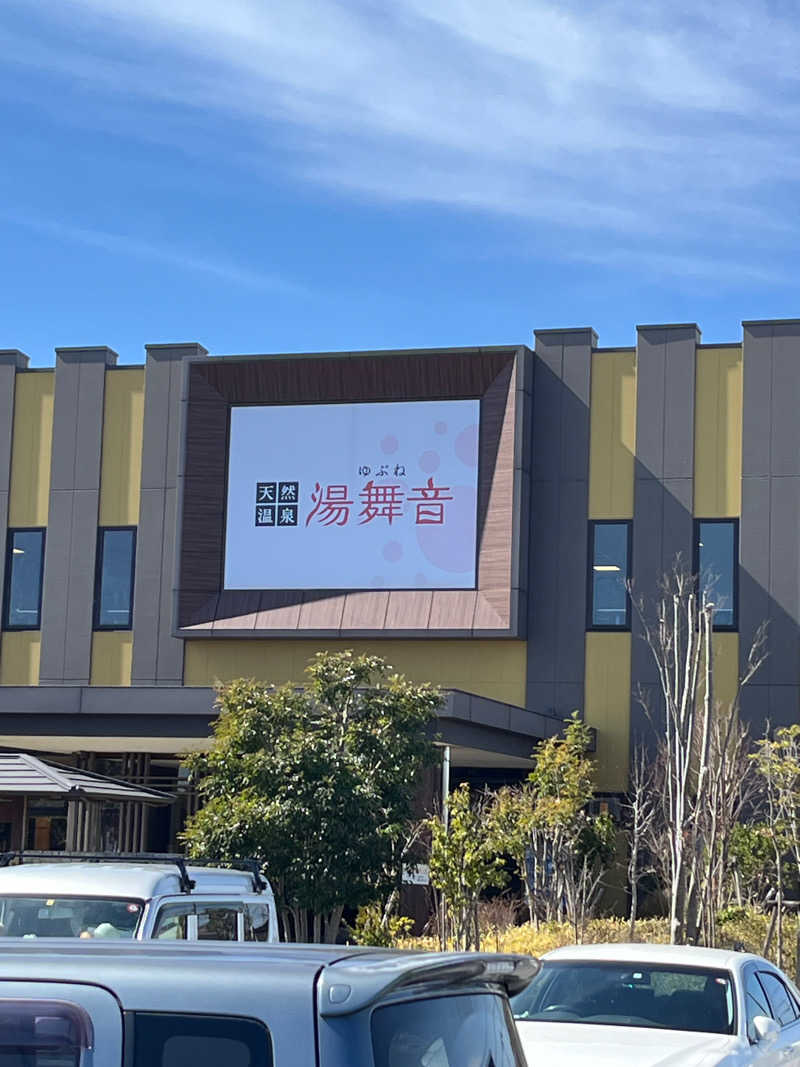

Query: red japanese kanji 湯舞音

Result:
[305,483,353,526]
[358,480,404,524]
[407,477,453,524]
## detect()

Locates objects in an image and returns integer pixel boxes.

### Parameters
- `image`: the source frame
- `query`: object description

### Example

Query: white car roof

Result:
[543,942,761,972]
[0,863,267,901]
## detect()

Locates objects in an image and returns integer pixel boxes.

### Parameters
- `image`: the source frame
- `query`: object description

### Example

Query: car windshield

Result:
[372,993,525,1067]
[0,896,143,939]
[510,960,735,1035]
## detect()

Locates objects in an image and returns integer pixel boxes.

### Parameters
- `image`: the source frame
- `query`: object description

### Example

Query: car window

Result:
[244,904,271,942]
[511,961,735,1034]
[153,904,192,940]
[745,970,772,1037]
[132,1013,272,1067]
[196,905,240,941]
[0,999,92,1067]
[372,993,525,1067]
[0,896,142,939]
[758,973,798,1028]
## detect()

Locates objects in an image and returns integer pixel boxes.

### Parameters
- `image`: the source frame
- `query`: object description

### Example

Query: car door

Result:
[0,979,123,1065]
[757,970,800,1065]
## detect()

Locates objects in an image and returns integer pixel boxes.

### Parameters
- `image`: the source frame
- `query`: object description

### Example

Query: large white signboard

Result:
[224,399,480,590]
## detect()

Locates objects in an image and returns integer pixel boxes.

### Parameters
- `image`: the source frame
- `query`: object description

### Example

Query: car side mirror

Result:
[752,1015,780,1046]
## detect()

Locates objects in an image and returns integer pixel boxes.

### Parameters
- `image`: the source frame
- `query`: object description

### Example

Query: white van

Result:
[0,854,279,942]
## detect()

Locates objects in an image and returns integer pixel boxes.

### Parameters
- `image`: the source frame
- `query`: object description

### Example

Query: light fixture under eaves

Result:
[593,564,620,572]
[12,548,24,555]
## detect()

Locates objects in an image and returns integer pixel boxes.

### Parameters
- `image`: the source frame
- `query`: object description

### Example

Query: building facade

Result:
[0,322,797,849]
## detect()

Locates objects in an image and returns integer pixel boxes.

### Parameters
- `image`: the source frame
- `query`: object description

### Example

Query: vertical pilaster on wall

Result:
[0,351,30,629]
[131,343,208,687]
[39,347,119,685]
[740,320,800,729]
[526,328,596,717]
[630,323,699,739]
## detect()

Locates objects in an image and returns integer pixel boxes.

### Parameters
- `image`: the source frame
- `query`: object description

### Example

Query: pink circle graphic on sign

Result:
[383,541,403,563]
[416,486,476,573]
[418,450,440,474]
[455,423,479,468]
[434,421,447,435]
[381,435,399,454]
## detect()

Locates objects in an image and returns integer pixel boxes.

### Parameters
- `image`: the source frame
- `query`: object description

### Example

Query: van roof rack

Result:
[0,852,267,895]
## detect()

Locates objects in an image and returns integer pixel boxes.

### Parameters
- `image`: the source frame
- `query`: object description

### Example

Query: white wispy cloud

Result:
[1,211,302,294]
[5,0,800,278]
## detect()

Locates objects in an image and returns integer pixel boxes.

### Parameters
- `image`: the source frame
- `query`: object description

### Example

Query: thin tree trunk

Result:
[325,904,344,944]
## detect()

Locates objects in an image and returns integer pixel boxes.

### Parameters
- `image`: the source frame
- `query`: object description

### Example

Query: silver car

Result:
[0,939,535,1065]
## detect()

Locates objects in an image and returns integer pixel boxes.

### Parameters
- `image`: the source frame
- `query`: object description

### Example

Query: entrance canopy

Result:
[0,753,172,804]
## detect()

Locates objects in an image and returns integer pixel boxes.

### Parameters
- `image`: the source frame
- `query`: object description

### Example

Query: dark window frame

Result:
[93,526,137,631]
[586,520,632,632]
[2,527,46,631]
[693,518,739,632]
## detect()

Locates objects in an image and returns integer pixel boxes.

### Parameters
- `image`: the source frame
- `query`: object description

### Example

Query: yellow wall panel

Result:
[588,350,636,519]
[99,368,144,526]
[711,632,739,713]
[90,632,133,686]
[184,639,527,707]
[694,347,742,517]
[0,632,41,685]
[584,632,631,791]
[8,372,54,527]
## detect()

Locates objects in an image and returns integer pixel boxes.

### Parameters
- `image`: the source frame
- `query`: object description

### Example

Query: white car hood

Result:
[516,1021,740,1067]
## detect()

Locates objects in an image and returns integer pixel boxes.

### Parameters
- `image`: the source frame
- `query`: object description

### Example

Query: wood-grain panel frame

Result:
[175,346,530,638]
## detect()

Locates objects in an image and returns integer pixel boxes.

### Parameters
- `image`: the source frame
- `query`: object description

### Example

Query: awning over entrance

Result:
[0,753,172,804]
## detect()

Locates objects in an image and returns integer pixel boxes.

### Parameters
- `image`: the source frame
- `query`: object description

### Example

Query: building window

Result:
[695,519,737,630]
[3,528,45,630]
[94,527,136,629]
[588,521,631,629]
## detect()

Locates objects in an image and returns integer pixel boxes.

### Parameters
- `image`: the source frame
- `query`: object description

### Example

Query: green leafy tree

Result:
[491,712,614,941]
[427,783,507,951]
[181,651,441,942]
[752,725,800,967]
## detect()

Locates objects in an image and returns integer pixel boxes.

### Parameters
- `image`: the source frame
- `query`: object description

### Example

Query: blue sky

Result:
[2,0,799,366]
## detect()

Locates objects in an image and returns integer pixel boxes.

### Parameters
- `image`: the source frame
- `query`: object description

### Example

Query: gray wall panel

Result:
[526,328,594,719]
[771,329,800,476]
[632,330,665,478]
[0,352,29,629]
[39,347,116,686]
[630,325,699,747]
[741,324,772,477]
[131,343,207,686]
[74,363,107,491]
[62,489,100,683]
[768,476,800,686]
[555,478,589,682]
[662,479,694,572]
[531,347,562,484]
[139,358,172,491]
[48,360,79,492]
[663,330,698,479]
[130,488,164,684]
[157,485,182,684]
[525,479,558,689]
[38,492,73,683]
[768,686,800,729]
[560,340,592,480]
[740,320,800,737]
